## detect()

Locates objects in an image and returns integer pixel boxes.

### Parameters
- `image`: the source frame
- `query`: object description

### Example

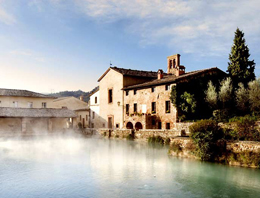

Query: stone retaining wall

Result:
[97,122,193,140]
[169,138,260,168]
[135,129,181,140]
[227,141,260,153]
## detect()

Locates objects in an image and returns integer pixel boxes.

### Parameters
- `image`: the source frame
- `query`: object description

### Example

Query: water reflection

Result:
[0,136,260,198]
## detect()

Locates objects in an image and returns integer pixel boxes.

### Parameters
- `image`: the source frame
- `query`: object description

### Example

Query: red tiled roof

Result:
[0,88,56,98]
[122,67,226,90]
[98,67,159,82]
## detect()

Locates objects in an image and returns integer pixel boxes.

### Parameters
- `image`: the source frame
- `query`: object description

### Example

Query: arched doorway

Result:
[126,122,133,129]
[135,122,143,130]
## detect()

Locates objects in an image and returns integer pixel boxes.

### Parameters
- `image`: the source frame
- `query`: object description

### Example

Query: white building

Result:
[89,87,104,129]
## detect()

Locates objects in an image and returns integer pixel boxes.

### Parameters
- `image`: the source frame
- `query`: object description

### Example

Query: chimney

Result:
[158,69,163,79]
[175,69,180,77]
[79,95,84,101]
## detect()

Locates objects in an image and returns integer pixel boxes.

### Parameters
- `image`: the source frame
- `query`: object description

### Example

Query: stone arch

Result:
[135,122,143,130]
[126,122,134,129]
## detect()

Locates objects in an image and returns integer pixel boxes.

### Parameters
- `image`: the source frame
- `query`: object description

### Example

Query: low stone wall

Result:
[98,128,187,140]
[135,129,181,140]
[98,128,132,138]
[227,141,260,153]
[81,128,98,135]
[175,122,193,135]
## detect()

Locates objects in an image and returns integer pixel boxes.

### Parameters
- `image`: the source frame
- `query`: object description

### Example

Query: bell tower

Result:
[167,54,185,76]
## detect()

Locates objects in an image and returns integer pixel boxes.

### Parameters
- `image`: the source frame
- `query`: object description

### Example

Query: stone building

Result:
[52,96,89,128]
[98,54,226,130]
[98,66,158,129]
[0,88,76,134]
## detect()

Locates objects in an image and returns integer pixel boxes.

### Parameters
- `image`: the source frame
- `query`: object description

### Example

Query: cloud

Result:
[70,0,260,56]
[10,50,32,56]
[0,2,16,25]
[23,0,260,56]
[9,49,46,63]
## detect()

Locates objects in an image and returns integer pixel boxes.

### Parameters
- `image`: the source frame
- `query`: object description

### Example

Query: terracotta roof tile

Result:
[98,67,160,82]
[122,67,226,90]
[0,88,56,98]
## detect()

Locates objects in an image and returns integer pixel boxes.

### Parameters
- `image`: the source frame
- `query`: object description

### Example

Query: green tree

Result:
[227,28,255,86]
[219,77,233,108]
[170,85,177,107]
[179,92,196,114]
[248,79,260,113]
[205,81,218,109]
[235,83,249,113]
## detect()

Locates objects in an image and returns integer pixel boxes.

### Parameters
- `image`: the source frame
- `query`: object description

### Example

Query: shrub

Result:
[189,120,223,161]
[213,109,229,122]
[169,142,182,154]
[148,136,164,145]
[229,115,259,141]
[165,138,171,145]
[228,151,260,168]
[126,133,135,141]
[115,135,119,138]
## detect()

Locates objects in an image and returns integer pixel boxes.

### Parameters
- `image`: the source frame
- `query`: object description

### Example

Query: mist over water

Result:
[0,134,260,198]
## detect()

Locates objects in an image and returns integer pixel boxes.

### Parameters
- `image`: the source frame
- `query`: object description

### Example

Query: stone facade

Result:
[98,53,226,131]
[98,67,157,129]
[124,84,177,130]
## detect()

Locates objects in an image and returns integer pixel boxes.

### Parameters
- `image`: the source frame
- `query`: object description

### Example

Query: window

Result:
[108,89,113,103]
[166,101,170,113]
[126,104,129,114]
[86,115,88,121]
[103,123,105,128]
[28,102,33,108]
[116,123,119,128]
[13,101,18,108]
[92,112,95,119]
[134,103,137,113]
[151,87,155,92]
[126,91,129,96]
[165,84,170,91]
[80,115,82,120]
[95,97,97,104]
[42,102,47,108]
[151,102,156,113]
[134,90,137,95]
[92,123,94,128]
[166,123,170,129]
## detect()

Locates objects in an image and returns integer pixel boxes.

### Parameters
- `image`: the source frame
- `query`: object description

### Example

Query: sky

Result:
[0,0,260,93]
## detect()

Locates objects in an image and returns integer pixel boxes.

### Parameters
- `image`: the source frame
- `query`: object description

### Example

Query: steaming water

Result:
[0,135,260,198]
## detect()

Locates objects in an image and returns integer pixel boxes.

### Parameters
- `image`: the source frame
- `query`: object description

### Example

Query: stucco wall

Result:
[52,97,88,110]
[0,96,54,108]
[90,90,104,129]
[0,117,70,135]
[75,110,89,128]
[99,69,124,129]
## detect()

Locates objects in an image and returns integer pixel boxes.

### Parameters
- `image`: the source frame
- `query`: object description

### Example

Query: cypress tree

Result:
[227,28,255,87]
